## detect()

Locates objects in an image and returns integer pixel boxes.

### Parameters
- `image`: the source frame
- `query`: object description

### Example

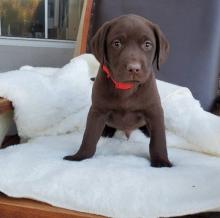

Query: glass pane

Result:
[48,0,83,41]
[0,0,45,38]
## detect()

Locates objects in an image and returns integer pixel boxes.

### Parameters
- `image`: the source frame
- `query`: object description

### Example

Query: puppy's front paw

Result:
[63,153,94,161]
[63,155,81,161]
[151,159,172,168]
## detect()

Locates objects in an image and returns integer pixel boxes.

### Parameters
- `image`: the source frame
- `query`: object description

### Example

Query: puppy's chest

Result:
[106,110,146,130]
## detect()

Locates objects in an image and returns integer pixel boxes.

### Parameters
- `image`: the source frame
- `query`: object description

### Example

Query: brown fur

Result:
[64,14,172,167]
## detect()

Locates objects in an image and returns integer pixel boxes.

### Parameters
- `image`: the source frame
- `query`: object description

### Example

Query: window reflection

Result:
[0,0,83,40]
[0,0,45,38]
[48,0,83,40]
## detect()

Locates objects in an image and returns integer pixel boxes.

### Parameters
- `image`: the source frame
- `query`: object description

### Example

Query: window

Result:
[0,0,83,41]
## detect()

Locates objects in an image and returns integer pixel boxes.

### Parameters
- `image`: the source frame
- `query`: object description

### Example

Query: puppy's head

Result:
[91,14,170,84]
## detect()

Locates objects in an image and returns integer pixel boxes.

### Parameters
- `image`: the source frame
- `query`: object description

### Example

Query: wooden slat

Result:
[79,0,94,54]
[74,0,94,57]
[0,193,105,218]
[0,98,13,114]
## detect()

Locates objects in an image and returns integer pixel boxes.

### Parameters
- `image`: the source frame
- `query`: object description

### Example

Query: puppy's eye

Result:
[112,40,122,49]
[144,41,152,50]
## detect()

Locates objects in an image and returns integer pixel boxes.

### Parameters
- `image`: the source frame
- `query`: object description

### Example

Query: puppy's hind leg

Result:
[139,125,150,137]
[102,125,117,138]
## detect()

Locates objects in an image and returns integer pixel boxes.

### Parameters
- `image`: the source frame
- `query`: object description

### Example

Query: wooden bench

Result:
[0,193,103,218]
[0,98,13,113]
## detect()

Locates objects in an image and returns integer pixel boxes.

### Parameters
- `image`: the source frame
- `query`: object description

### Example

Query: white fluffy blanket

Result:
[0,54,220,218]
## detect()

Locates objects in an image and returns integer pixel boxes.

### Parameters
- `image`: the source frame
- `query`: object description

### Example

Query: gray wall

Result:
[0,45,74,73]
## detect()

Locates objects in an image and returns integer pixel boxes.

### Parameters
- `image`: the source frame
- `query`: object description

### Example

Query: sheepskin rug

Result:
[0,54,220,218]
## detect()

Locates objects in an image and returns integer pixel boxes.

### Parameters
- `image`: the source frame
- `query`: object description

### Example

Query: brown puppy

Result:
[64,14,172,167]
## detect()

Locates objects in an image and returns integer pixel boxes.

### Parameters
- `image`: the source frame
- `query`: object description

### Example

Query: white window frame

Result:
[45,0,48,39]
[0,37,75,48]
[0,0,76,49]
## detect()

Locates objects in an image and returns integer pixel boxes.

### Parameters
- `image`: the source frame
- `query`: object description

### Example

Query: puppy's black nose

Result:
[127,63,141,74]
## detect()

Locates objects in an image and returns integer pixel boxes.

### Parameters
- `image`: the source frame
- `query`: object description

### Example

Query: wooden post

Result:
[74,0,94,57]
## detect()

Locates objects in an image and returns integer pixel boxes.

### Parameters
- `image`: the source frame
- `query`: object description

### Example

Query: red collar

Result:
[101,65,134,90]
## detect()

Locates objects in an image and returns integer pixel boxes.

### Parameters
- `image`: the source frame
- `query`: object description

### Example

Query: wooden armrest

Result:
[0,98,13,114]
[0,193,104,218]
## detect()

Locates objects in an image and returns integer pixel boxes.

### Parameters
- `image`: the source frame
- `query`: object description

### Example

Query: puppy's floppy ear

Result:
[91,21,111,64]
[152,24,170,70]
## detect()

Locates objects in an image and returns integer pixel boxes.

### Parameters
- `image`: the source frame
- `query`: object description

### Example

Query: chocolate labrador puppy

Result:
[64,14,172,167]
